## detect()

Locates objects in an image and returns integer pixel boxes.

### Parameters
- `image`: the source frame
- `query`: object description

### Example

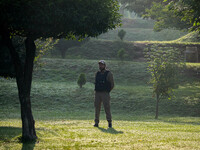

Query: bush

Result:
[117,48,127,61]
[77,73,86,88]
[118,29,126,41]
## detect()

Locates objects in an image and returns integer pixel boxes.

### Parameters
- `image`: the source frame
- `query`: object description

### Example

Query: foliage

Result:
[117,48,127,61]
[144,2,190,32]
[0,0,121,39]
[34,38,58,69]
[0,36,58,76]
[118,29,126,40]
[119,0,200,32]
[175,0,200,32]
[77,73,86,88]
[144,45,185,118]
[144,46,184,98]
[0,42,15,77]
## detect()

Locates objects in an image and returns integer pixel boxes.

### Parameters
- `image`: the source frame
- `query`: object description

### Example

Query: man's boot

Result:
[94,123,99,127]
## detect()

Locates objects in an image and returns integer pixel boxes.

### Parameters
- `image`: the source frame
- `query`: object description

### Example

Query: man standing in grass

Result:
[94,60,114,128]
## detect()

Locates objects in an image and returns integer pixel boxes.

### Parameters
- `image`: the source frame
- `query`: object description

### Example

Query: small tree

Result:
[118,29,126,41]
[117,48,127,61]
[77,73,86,88]
[144,45,185,119]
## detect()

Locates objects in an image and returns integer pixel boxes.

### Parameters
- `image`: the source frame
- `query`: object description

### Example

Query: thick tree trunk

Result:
[2,29,37,141]
[155,93,160,119]
[19,37,37,141]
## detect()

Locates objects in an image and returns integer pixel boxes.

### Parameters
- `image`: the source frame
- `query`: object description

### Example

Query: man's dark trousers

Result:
[94,91,112,124]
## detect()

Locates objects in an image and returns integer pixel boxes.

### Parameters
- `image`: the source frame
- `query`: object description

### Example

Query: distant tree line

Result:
[119,0,200,32]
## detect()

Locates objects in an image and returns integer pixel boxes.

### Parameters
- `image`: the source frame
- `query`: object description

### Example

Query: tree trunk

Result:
[155,93,160,119]
[20,37,37,141]
[2,29,37,141]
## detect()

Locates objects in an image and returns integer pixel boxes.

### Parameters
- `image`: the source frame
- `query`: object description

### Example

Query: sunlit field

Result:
[0,58,200,149]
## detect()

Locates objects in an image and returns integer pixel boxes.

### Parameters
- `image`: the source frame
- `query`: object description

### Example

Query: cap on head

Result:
[98,60,106,65]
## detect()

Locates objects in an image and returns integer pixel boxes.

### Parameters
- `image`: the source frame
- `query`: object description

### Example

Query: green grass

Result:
[174,31,200,43]
[0,58,200,149]
[1,118,200,150]
[96,28,187,42]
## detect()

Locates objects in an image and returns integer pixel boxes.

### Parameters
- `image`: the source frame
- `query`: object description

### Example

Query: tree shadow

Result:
[0,126,36,150]
[0,127,21,141]
[158,117,200,126]
[21,141,36,150]
[98,127,123,134]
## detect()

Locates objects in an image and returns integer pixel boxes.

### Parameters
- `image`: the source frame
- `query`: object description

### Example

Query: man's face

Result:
[99,63,105,71]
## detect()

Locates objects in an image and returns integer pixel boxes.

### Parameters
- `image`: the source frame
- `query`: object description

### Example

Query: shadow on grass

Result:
[158,117,200,126]
[21,141,35,150]
[0,127,36,150]
[0,127,21,141]
[98,127,123,134]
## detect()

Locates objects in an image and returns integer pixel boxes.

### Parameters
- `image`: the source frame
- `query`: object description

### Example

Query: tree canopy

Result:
[0,0,121,39]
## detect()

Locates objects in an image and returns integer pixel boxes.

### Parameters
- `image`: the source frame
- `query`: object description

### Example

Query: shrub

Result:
[77,73,86,88]
[117,48,127,61]
[118,29,126,41]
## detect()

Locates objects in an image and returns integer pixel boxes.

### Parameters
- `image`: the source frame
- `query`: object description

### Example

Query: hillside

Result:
[55,40,143,60]
[95,18,187,41]
[1,58,200,121]
[174,31,200,42]
[97,28,187,41]
[33,58,149,85]
[51,38,200,63]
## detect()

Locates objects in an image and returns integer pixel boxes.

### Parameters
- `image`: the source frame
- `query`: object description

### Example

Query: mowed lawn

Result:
[1,118,200,150]
[0,58,200,149]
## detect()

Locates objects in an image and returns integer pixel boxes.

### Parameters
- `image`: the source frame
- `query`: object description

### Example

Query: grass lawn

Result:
[0,58,200,149]
[1,118,200,150]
